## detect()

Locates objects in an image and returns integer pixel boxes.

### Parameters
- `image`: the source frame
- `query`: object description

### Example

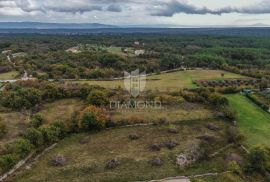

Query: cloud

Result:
[107,4,122,12]
[46,5,103,13]
[151,0,270,16]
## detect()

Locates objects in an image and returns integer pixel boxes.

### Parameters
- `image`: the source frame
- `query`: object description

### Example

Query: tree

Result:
[245,146,270,174]
[79,105,106,131]
[87,90,109,107]
[30,114,45,128]
[24,128,44,147]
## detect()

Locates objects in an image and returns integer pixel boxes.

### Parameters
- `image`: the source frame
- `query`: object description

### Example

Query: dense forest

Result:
[0,34,270,79]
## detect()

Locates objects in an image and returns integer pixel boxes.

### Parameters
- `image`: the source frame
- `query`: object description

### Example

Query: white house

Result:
[1,50,12,54]
[135,50,145,56]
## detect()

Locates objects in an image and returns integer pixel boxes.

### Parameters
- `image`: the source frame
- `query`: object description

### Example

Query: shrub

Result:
[151,157,164,166]
[106,159,120,169]
[12,139,33,158]
[221,106,237,120]
[87,90,109,107]
[51,120,67,139]
[149,143,161,151]
[51,155,67,166]
[245,146,270,174]
[229,161,242,175]
[30,114,45,128]
[79,105,106,131]
[0,119,7,139]
[24,128,44,147]
[208,93,229,106]
[0,154,18,172]
[164,140,178,150]
[38,125,60,144]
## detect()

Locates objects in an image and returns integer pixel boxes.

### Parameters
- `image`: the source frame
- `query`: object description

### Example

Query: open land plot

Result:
[0,110,30,149]
[107,46,135,57]
[0,99,85,149]
[72,70,246,91]
[107,104,216,124]
[226,94,270,147]
[38,98,86,124]
[0,71,20,80]
[13,119,246,182]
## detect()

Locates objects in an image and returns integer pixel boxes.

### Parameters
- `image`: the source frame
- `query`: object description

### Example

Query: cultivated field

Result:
[72,70,246,91]
[227,94,270,147]
[0,71,20,80]
[13,120,246,182]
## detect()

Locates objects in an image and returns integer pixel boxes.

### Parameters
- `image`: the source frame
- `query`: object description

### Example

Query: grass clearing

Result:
[13,120,234,182]
[0,71,20,80]
[107,46,135,57]
[0,110,30,149]
[72,70,246,91]
[107,104,215,124]
[38,99,86,124]
[226,94,270,147]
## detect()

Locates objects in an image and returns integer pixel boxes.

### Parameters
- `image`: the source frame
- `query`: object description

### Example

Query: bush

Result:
[79,106,106,131]
[38,125,60,144]
[51,120,67,139]
[221,106,237,120]
[0,154,18,172]
[208,93,229,106]
[106,159,120,169]
[30,114,45,128]
[229,161,242,175]
[87,90,109,107]
[10,139,34,158]
[245,146,270,174]
[0,119,7,139]
[24,128,44,147]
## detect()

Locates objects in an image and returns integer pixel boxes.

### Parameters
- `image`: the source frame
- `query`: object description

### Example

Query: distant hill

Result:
[0,22,118,29]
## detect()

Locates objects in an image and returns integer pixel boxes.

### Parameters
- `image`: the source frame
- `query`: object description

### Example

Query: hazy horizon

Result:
[0,0,270,27]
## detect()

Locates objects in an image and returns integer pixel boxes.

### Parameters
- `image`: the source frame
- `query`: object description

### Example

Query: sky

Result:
[0,0,270,27]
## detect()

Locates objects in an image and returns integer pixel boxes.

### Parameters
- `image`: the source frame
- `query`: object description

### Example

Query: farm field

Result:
[13,120,247,182]
[0,71,20,80]
[72,70,246,91]
[226,94,270,147]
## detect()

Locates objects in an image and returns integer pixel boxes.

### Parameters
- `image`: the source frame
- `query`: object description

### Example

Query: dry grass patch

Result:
[13,120,232,182]
[38,99,86,124]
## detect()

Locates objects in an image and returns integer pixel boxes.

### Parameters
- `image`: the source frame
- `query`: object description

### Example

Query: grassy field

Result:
[0,71,20,80]
[39,99,86,124]
[0,110,30,149]
[227,94,270,147]
[0,99,85,150]
[13,120,238,182]
[72,70,246,91]
[107,46,135,57]
[107,104,215,124]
